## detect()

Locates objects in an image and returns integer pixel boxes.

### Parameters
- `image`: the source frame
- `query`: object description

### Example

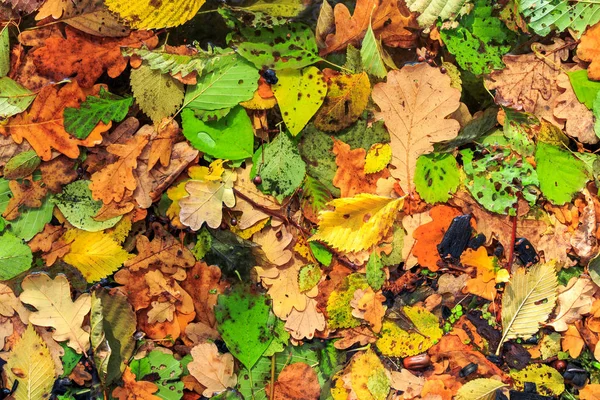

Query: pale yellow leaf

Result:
[6,325,56,400]
[547,276,597,332]
[188,342,237,397]
[147,301,175,324]
[253,225,294,266]
[20,274,91,353]
[456,378,507,400]
[284,298,326,340]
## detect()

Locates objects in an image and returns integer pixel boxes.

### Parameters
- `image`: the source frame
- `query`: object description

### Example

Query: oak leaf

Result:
[562,325,585,359]
[372,64,461,193]
[2,178,47,221]
[148,119,180,170]
[411,205,460,271]
[28,224,70,266]
[112,367,161,400]
[579,384,600,400]
[310,193,404,253]
[188,342,237,398]
[332,139,390,197]
[114,268,152,311]
[31,27,156,88]
[554,71,597,144]
[252,225,294,266]
[547,276,597,332]
[578,22,600,81]
[389,368,424,399]
[284,298,326,340]
[268,363,320,400]
[460,247,499,301]
[40,156,78,193]
[350,287,386,333]
[125,223,195,272]
[147,301,175,323]
[321,0,417,55]
[0,82,110,161]
[90,129,150,204]
[19,274,91,353]
[180,261,228,328]
[333,326,377,349]
[232,162,280,230]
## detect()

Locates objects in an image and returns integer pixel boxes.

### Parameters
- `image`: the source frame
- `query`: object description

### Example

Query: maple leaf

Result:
[31,27,157,88]
[188,342,237,397]
[125,223,195,272]
[311,193,404,253]
[90,129,150,204]
[112,367,161,400]
[547,276,597,332]
[372,64,461,193]
[0,82,110,161]
[321,0,417,55]
[179,168,236,230]
[19,273,91,353]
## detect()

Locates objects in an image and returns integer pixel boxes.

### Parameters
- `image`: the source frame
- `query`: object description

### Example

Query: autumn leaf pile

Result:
[5,0,600,399]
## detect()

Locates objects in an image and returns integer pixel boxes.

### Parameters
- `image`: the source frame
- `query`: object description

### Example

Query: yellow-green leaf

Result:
[104,0,206,29]
[498,262,558,354]
[63,229,133,283]
[511,364,565,396]
[6,325,56,400]
[130,65,184,124]
[314,72,370,132]
[364,143,391,174]
[272,67,327,136]
[456,379,507,400]
[310,194,404,253]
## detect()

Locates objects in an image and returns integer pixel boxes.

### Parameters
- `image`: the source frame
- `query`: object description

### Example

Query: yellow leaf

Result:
[272,67,327,136]
[20,274,91,353]
[104,0,207,29]
[364,143,392,174]
[188,342,237,397]
[179,169,237,230]
[456,378,507,400]
[310,194,404,253]
[6,325,56,400]
[147,301,175,323]
[460,247,499,301]
[252,225,294,266]
[510,364,564,396]
[63,230,133,283]
[314,72,371,131]
[349,350,390,400]
[230,217,269,239]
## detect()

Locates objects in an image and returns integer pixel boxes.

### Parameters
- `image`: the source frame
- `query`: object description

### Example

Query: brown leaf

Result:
[577,22,600,81]
[0,135,32,171]
[0,82,110,161]
[125,223,195,272]
[372,64,461,193]
[32,26,157,88]
[350,288,386,333]
[389,369,425,399]
[114,268,152,311]
[180,262,228,328]
[253,225,294,266]
[112,367,161,400]
[332,139,390,197]
[548,276,597,332]
[268,363,320,400]
[284,298,326,340]
[148,119,180,170]
[28,224,70,266]
[188,342,237,398]
[2,178,48,220]
[39,156,78,193]
[90,128,150,204]
[333,326,377,349]
[321,0,417,55]
[554,72,598,144]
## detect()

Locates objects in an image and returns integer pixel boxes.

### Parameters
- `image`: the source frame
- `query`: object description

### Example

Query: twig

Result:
[506,210,518,271]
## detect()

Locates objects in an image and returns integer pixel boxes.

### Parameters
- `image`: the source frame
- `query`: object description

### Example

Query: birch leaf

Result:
[456,379,507,400]
[104,0,206,29]
[6,325,56,400]
[497,263,558,354]
[20,274,91,353]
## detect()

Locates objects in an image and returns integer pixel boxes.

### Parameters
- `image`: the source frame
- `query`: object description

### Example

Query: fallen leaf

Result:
[252,225,294,266]
[577,22,600,81]
[188,342,237,397]
[461,247,499,301]
[268,362,320,400]
[284,298,326,340]
[333,139,390,197]
[389,368,424,399]
[548,276,597,332]
[554,72,598,144]
[112,366,161,400]
[350,288,386,333]
[412,205,461,271]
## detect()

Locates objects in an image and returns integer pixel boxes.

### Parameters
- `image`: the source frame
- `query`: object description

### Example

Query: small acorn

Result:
[402,354,431,370]
[253,175,262,185]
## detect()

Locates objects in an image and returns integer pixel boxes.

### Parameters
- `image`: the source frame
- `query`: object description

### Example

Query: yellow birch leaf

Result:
[310,194,404,253]
[364,143,392,174]
[63,230,133,283]
[6,325,56,400]
[19,274,91,353]
[104,0,207,29]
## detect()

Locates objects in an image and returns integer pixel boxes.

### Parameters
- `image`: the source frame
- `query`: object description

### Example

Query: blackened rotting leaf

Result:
[502,341,531,370]
[514,237,539,267]
[467,310,501,351]
[437,214,472,260]
[204,229,271,279]
[509,390,554,400]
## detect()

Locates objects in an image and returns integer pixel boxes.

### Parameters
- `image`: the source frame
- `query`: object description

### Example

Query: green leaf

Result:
[298,125,339,197]
[519,0,600,37]
[263,318,290,357]
[0,26,9,78]
[3,151,41,180]
[192,227,212,260]
[535,142,590,205]
[0,77,36,119]
[272,67,327,136]
[0,178,10,214]
[406,0,468,27]
[309,241,333,267]
[595,92,600,139]
[298,264,322,292]
[64,88,133,139]
[215,286,275,370]
[567,69,600,109]
[360,22,387,79]
[59,343,82,378]
[236,23,321,70]
[251,132,306,201]
[462,148,538,215]
[8,196,54,241]
[0,232,32,280]
[130,65,184,124]
[182,106,253,161]
[130,350,183,400]
[242,0,305,16]
[381,225,404,266]
[53,180,122,232]
[301,175,331,216]
[366,252,385,291]
[184,56,258,111]
[414,152,460,204]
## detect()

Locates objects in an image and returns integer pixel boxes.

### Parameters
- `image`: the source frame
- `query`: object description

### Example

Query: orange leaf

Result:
[32,27,157,88]
[332,139,389,197]
[180,262,229,328]
[0,82,110,161]
[267,363,321,400]
[579,384,600,400]
[562,325,585,359]
[577,22,600,81]
[2,179,47,221]
[321,0,417,55]
[460,247,498,301]
[412,205,460,271]
[112,367,161,400]
[148,119,180,170]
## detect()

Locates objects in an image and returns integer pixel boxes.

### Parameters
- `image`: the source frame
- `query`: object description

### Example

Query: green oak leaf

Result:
[535,142,590,205]
[251,131,306,201]
[64,87,133,139]
[414,152,460,204]
[182,106,254,161]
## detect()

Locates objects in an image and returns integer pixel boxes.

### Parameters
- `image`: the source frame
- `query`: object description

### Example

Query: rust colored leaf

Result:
[180,262,228,328]
[578,22,600,81]
[411,205,461,271]
[267,363,320,400]
[2,178,47,220]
